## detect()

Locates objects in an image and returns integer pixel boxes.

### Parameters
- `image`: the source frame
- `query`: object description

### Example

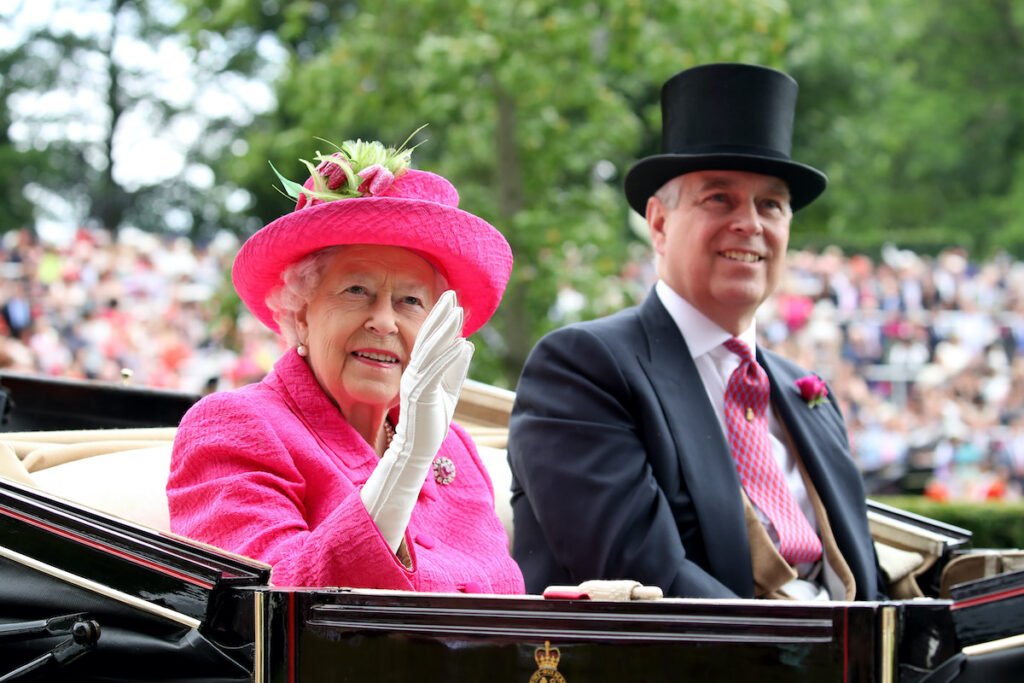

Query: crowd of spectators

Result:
[2,227,1022,501]
[0,227,282,395]
[758,245,1024,503]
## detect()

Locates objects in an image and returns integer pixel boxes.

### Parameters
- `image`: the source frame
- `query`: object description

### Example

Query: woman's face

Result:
[297,245,440,417]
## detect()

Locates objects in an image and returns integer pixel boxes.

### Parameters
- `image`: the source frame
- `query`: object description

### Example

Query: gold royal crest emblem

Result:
[529,641,566,683]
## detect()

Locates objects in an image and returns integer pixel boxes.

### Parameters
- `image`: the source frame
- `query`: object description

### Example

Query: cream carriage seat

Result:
[0,428,176,532]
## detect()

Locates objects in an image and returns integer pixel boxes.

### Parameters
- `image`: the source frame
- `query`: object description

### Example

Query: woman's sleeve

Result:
[167,393,416,588]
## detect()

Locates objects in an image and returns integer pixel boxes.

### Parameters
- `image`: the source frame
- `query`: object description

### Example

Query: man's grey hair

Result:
[653,176,683,210]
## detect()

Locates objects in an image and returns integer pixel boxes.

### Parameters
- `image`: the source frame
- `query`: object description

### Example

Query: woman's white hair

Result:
[265,245,449,348]
[266,246,343,347]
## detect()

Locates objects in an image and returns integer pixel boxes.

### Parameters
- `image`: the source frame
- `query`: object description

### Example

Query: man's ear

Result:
[646,195,667,254]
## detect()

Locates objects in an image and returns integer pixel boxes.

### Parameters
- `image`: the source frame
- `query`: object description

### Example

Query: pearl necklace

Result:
[383,418,395,447]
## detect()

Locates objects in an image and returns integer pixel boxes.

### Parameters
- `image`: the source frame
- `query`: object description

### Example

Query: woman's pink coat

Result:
[168,350,524,593]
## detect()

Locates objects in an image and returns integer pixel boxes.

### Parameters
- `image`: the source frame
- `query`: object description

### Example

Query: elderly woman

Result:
[167,135,524,593]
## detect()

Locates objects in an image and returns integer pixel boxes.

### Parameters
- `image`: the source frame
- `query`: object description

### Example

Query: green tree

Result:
[0,36,50,234]
[786,0,1024,257]
[25,0,1021,384]
[1,0,278,238]
[188,0,795,384]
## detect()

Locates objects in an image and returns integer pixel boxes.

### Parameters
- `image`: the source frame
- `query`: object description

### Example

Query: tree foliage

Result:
[4,0,1024,385]
[0,0,278,238]
[785,0,1024,256]
[0,36,50,233]
[184,0,792,383]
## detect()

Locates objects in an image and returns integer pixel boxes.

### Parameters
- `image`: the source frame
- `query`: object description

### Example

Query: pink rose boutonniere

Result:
[795,375,829,408]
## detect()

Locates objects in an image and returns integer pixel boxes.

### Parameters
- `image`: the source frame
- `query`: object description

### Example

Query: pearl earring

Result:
[297,344,308,357]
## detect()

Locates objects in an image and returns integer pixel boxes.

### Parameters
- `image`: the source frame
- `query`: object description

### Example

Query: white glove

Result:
[360,290,474,553]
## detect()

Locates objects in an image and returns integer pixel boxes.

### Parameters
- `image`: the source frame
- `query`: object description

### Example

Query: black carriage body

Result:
[271,590,956,683]
[0,458,968,683]
[0,371,200,432]
[0,479,958,682]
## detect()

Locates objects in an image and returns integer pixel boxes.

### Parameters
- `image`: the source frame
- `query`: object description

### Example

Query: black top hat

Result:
[624,63,827,214]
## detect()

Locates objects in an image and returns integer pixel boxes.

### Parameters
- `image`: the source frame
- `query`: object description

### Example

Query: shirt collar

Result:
[654,279,757,359]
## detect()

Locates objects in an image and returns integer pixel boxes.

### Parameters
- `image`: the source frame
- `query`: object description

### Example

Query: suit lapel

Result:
[760,350,875,597]
[759,351,851,505]
[635,294,753,595]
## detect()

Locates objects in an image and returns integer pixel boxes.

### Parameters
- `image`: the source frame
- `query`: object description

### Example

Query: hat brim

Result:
[624,153,827,215]
[232,197,513,338]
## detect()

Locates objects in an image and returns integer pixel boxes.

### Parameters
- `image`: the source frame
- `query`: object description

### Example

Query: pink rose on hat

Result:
[357,164,396,196]
[795,375,828,408]
[316,154,351,191]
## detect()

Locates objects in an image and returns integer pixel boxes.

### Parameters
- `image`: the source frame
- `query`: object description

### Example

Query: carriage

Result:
[0,371,1021,682]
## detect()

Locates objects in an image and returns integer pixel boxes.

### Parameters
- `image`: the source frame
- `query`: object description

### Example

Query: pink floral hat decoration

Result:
[232,131,513,337]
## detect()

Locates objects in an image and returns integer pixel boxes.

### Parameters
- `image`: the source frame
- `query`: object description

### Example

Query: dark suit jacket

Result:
[508,290,885,599]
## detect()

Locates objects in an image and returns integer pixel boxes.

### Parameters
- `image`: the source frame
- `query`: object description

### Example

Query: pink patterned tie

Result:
[723,338,823,565]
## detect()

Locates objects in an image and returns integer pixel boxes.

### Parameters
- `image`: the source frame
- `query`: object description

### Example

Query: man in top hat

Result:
[507,63,885,600]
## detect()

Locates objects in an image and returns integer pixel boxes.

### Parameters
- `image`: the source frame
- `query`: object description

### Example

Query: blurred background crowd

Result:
[1,226,1022,503]
[759,245,1024,505]
[0,227,281,395]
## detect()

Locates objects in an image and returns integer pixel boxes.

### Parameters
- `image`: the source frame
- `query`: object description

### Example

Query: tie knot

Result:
[723,337,754,363]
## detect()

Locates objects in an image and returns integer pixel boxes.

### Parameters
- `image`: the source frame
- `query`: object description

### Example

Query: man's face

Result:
[648,170,793,334]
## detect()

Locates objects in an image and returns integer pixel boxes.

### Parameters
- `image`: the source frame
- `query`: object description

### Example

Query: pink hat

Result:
[232,135,513,337]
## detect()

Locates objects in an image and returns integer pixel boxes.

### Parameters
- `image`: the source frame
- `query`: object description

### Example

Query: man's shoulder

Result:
[537,304,645,346]
[520,305,648,380]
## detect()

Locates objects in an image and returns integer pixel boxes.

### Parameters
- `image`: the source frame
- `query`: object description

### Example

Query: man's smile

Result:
[720,250,763,263]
